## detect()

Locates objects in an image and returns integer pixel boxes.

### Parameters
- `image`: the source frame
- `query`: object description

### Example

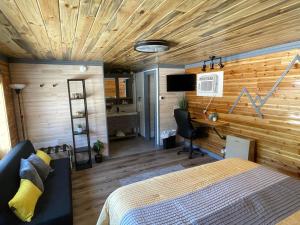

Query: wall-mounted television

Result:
[167,74,196,92]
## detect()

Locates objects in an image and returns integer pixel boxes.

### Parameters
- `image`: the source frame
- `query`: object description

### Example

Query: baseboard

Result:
[199,148,224,160]
[177,141,224,161]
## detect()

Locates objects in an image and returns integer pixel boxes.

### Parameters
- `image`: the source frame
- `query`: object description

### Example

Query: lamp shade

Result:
[9,84,26,90]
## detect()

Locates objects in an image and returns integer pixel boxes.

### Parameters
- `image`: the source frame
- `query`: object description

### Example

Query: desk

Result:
[192,118,229,140]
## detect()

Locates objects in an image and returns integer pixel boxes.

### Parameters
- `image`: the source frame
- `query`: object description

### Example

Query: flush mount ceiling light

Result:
[134,40,169,53]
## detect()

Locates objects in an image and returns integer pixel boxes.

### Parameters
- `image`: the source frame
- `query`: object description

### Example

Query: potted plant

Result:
[77,124,83,133]
[178,95,188,110]
[93,140,104,163]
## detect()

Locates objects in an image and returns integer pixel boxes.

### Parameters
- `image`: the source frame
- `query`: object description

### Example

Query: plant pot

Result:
[95,154,102,163]
[77,127,83,133]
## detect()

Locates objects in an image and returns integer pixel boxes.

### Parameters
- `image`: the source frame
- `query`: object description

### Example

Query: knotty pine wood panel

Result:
[9,63,109,156]
[0,1,300,69]
[159,67,185,140]
[185,49,300,177]
[0,60,18,151]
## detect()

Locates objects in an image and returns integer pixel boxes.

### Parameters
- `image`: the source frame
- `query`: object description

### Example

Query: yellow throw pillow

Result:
[8,179,42,222]
[36,150,52,165]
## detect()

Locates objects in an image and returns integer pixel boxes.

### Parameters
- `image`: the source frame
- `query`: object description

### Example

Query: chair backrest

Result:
[174,109,194,138]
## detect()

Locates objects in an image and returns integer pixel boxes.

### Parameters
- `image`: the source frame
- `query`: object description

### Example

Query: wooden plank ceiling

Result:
[0,0,300,69]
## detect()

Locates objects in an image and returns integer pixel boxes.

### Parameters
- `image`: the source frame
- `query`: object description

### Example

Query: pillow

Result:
[27,153,52,181]
[36,150,52,165]
[19,159,44,192]
[8,179,42,222]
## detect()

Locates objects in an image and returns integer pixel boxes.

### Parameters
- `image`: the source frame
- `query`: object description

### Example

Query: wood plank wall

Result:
[0,60,18,151]
[185,49,300,177]
[159,67,185,142]
[9,63,109,156]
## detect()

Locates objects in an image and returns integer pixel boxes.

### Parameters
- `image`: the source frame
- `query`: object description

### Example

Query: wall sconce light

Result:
[40,83,44,87]
[53,83,58,87]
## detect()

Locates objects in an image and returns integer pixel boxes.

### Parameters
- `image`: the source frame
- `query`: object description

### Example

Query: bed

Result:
[97,158,300,225]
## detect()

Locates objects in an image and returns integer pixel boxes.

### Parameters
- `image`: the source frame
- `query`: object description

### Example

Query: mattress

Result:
[97,158,300,225]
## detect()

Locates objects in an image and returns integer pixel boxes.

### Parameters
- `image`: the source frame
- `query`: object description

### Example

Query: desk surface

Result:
[192,118,229,128]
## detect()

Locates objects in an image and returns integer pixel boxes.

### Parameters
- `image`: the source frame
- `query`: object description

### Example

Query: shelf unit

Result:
[67,79,92,170]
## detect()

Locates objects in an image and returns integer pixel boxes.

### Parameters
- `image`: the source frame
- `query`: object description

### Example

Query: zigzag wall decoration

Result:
[229,54,300,118]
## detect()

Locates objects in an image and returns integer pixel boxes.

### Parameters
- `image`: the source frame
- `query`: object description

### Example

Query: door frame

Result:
[143,68,160,146]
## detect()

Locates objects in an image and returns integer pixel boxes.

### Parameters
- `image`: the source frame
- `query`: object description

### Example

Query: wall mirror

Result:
[104,78,117,99]
[118,77,132,99]
[104,75,133,105]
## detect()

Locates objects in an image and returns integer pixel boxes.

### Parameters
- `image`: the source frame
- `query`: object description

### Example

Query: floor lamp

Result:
[9,84,26,140]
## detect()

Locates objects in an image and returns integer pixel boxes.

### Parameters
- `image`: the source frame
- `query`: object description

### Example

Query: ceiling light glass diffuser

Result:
[134,40,169,53]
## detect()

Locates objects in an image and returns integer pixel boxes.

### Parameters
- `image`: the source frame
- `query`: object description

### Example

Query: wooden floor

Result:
[72,148,216,225]
[109,137,157,158]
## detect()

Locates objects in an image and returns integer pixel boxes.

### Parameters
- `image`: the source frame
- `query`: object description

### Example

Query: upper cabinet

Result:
[104,75,133,105]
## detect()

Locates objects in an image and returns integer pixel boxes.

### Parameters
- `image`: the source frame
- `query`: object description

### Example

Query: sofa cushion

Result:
[19,159,44,192]
[36,150,52,166]
[8,179,43,222]
[27,154,52,182]
[0,140,35,211]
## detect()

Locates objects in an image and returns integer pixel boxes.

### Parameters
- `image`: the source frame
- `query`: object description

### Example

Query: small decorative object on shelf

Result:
[77,124,83,133]
[67,79,92,170]
[93,140,104,163]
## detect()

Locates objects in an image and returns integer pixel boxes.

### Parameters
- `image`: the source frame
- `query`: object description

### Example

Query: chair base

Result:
[177,146,205,159]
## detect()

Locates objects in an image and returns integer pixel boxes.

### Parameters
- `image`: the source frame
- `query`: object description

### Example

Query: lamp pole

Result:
[10,84,26,140]
[15,89,25,140]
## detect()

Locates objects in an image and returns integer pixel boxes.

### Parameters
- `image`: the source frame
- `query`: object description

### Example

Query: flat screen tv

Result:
[167,74,196,92]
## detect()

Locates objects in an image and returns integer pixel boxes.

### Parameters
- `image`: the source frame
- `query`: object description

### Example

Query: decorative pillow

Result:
[36,150,52,165]
[8,179,42,222]
[27,153,52,181]
[19,159,44,192]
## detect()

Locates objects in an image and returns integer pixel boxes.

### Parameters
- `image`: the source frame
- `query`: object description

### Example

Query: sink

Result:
[107,112,138,117]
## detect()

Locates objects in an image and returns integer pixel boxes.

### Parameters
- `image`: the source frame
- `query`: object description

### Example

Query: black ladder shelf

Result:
[67,79,92,170]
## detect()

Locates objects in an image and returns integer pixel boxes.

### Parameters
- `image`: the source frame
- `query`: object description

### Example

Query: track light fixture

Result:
[201,56,224,72]
[210,56,215,70]
[218,57,224,68]
[202,63,206,72]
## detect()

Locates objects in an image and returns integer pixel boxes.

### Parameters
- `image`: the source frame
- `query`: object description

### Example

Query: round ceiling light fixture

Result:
[134,40,169,53]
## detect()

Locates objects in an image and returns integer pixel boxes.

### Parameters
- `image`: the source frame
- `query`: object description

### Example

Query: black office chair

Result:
[174,109,208,159]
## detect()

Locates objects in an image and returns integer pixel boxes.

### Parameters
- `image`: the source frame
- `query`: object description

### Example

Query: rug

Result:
[119,164,185,186]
